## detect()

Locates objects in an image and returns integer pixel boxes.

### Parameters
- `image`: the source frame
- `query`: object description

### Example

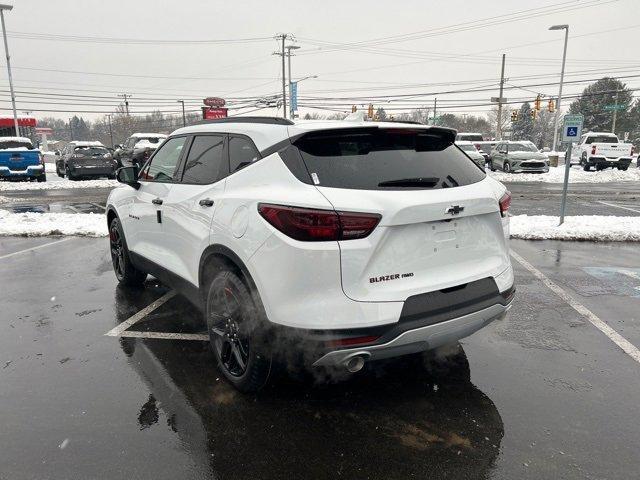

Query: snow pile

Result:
[510,215,640,242]
[490,165,640,183]
[0,177,119,191]
[0,210,107,237]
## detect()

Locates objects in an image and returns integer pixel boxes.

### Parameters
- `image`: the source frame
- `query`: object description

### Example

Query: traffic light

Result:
[367,104,374,119]
[511,110,518,122]
[351,105,357,113]
[530,109,537,120]
[547,99,555,113]
[534,94,541,111]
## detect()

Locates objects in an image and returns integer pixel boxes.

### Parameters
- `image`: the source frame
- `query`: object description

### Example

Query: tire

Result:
[503,162,511,173]
[56,164,65,178]
[205,269,272,392]
[66,166,77,181]
[618,166,628,171]
[37,174,46,182]
[109,217,147,286]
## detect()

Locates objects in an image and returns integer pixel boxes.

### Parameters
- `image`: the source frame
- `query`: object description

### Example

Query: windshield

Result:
[0,140,34,149]
[509,143,538,152]
[75,146,109,156]
[136,137,164,144]
[586,135,618,144]
[295,128,485,190]
[459,144,477,152]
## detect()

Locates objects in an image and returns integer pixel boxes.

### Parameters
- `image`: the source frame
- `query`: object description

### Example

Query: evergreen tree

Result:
[568,77,633,134]
[511,102,534,141]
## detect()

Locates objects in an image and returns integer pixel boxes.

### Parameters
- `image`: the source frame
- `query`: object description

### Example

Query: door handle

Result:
[152,197,163,205]
[199,198,214,207]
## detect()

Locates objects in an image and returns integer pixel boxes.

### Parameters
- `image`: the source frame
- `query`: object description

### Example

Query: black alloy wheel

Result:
[108,218,146,286]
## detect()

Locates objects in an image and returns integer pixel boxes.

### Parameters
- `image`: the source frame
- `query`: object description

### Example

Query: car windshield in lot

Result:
[75,146,110,156]
[295,128,485,190]
[586,136,619,144]
[459,144,478,152]
[509,143,538,152]
[0,140,33,149]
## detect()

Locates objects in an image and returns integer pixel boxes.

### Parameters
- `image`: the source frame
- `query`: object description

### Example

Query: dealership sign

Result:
[203,97,226,108]
[202,107,228,119]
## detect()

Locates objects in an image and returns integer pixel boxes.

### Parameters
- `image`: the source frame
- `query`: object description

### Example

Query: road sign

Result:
[203,97,226,108]
[561,114,583,143]
[202,107,228,119]
[603,104,625,111]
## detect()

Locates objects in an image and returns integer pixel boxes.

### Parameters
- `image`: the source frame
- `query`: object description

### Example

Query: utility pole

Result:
[106,114,114,148]
[0,4,19,137]
[177,100,186,127]
[69,118,74,141]
[273,34,289,118]
[432,98,437,125]
[496,54,506,140]
[118,93,131,115]
[611,90,619,134]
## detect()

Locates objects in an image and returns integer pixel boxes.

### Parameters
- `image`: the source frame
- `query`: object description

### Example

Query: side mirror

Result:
[116,166,140,189]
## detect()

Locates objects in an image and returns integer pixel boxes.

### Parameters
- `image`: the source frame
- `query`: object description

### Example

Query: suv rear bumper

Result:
[313,300,512,367]
[0,165,44,178]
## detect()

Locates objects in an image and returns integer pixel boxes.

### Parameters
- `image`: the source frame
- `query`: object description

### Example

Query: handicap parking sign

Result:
[561,114,584,143]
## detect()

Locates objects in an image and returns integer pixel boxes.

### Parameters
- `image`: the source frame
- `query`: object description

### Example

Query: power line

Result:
[6,31,274,45]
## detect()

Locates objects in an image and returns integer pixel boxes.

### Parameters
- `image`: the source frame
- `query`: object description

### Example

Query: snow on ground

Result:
[510,215,640,242]
[45,163,56,173]
[0,210,107,237]
[0,175,118,191]
[489,165,640,183]
[1,210,638,242]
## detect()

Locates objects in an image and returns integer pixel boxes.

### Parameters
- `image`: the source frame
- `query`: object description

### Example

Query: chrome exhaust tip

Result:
[344,355,366,373]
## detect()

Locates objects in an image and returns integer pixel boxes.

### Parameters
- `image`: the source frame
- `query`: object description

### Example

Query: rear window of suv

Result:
[294,128,485,190]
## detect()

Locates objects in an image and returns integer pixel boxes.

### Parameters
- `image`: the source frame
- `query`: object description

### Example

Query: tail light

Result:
[258,203,381,241]
[499,191,511,217]
[591,145,597,155]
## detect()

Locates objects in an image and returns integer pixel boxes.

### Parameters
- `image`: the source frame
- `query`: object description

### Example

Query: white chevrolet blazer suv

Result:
[107,117,515,392]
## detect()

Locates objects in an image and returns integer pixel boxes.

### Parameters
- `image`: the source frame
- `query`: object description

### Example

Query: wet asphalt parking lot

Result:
[1,179,640,479]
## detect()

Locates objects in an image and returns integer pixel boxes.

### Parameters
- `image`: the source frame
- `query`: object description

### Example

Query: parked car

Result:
[456,141,485,169]
[575,132,633,171]
[56,141,116,180]
[475,141,497,164]
[107,117,515,392]
[114,133,167,168]
[0,136,45,182]
[490,141,549,173]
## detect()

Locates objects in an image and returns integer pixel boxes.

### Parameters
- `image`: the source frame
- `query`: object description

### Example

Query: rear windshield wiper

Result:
[378,177,439,188]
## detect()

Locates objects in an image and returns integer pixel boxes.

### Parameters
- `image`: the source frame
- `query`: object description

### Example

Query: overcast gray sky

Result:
[2,0,639,121]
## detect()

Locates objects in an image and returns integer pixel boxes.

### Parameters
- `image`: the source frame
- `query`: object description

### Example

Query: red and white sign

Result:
[203,97,226,108]
[202,107,228,120]
[36,127,53,135]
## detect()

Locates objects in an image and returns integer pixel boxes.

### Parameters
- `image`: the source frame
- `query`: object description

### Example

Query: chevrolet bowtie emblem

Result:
[445,205,464,215]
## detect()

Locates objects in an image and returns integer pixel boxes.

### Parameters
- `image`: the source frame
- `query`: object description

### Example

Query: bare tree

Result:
[487,105,512,139]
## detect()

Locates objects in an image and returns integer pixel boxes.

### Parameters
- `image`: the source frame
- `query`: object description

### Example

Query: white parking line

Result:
[104,291,176,337]
[119,331,209,341]
[597,200,640,214]
[0,237,72,260]
[90,203,106,212]
[510,250,640,364]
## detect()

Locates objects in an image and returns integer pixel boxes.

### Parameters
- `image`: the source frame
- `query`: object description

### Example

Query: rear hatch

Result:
[0,139,39,171]
[295,127,510,302]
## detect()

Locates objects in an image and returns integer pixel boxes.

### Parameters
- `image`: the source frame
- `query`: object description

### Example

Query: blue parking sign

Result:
[561,114,583,143]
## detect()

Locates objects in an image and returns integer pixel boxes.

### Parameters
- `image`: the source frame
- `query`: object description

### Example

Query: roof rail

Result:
[195,116,294,126]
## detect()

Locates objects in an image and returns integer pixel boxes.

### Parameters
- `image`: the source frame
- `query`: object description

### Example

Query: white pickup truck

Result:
[576,132,633,171]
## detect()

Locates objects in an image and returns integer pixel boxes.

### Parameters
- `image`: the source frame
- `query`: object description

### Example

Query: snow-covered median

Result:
[0,177,118,191]
[0,210,107,237]
[489,165,640,183]
[510,215,640,242]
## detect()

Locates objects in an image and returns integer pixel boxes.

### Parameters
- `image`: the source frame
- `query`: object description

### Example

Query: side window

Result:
[139,136,186,182]
[181,135,225,184]
[229,136,260,173]
[585,136,593,145]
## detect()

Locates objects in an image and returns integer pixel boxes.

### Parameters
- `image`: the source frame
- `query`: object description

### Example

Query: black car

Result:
[113,133,167,168]
[56,142,117,180]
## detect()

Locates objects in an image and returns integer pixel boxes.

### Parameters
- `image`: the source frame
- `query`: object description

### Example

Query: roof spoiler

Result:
[195,116,294,126]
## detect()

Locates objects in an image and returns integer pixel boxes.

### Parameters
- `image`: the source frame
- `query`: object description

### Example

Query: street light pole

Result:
[177,100,186,127]
[550,24,569,152]
[0,4,19,137]
[285,45,300,118]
